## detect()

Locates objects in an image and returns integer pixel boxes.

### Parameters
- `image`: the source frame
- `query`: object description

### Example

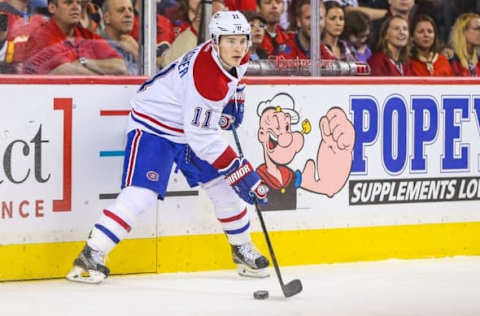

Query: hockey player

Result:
[67,11,270,284]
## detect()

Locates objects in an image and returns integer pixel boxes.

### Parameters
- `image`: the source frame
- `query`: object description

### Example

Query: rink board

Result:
[0,76,479,281]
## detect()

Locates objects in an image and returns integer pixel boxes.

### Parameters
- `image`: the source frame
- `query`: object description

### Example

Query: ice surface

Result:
[1,257,479,316]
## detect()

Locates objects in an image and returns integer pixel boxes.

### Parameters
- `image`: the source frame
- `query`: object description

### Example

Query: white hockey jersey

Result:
[128,40,248,170]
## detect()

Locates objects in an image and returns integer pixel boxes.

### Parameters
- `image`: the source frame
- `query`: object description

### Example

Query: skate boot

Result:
[66,244,110,284]
[232,242,270,278]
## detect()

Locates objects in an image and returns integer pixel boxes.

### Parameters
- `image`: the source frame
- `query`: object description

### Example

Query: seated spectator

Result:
[158,0,225,68]
[172,0,198,36]
[157,0,180,23]
[368,15,413,76]
[0,0,49,72]
[370,0,414,49]
[130,0,175,59]
[244,11,268,61]
[449,13,480,77]
[410,14,453,76]
[330,0,387,21]
[23,0,127,75]
[343,9,372,62]
[0,12,14,72]
[224,0,256,11]
[322,1,356,61]
[100,0,138,75]
[79,0,101,33]
[258,0,291,56]
[280,0,333,60]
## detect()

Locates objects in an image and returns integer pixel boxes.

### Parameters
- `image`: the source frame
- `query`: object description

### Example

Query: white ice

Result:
[1,256,479,316]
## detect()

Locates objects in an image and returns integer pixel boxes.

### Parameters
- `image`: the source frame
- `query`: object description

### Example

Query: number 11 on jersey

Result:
[191,107,213,128]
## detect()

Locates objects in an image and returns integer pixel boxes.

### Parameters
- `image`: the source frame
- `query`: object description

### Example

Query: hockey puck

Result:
[253,290,269,300]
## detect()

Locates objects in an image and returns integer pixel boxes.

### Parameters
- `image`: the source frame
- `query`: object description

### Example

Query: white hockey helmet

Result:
[209,10,251,46]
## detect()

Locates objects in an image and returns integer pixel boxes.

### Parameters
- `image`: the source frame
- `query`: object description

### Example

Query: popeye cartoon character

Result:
[256,93,355,211]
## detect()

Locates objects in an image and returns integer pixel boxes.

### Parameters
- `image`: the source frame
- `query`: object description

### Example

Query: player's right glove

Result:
[221,158,268,205]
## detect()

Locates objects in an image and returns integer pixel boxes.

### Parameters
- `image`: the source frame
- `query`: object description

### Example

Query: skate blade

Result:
[66,266,106,284]
[237,264,270,278]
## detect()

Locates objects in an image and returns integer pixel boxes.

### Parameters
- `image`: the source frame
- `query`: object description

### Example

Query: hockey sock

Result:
[87,186,157,254]
[217,207,251,245]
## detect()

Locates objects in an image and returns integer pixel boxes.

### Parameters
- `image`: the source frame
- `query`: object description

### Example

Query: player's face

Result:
[258,0,284,25]
[413,21,435,52]
[249,19,266,46]
[49,0,81,26]
[386,17,409,49]
[105,0,134,34]
[218,35,248,68]
[325,7,344,38]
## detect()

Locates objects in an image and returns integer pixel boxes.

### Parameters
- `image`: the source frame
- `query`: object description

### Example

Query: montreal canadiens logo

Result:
[146,171,159,182]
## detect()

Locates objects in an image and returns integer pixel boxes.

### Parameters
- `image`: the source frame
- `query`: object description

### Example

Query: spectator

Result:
[371,0,414,48]
[331,0,387,22]
[0,0,49,72]
[130,0,175,59]
[343,9,372,62]
[224,0,256,11]
[101,0,139,75]
[158,0,225,68]
[258,0,290,56]
[322,1,356,61]
[23,0,127,75]
[410,14,452,76]
[368,15,413,76]
[79,0,101,33]
[173,0,199,36]
[280,0,333,60]
[449,13,480,76]
[244,10,268,61]
[0,12,14,72]
[157,0,180,23]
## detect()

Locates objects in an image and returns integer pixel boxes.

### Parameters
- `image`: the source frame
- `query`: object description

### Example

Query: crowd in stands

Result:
[0,0,479,76]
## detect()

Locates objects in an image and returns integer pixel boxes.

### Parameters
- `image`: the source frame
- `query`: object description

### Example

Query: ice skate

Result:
[66,244,110,284]
[232,242,270,278]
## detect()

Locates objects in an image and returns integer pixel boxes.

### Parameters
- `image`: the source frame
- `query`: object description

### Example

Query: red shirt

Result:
[449,54,480,77]
[23,19,121,74]
[280,33,335,60]
[260,24,291,56]
[368,51,414,76]
[410,53,453,76]
[224,0,256,11]
[131,13,175,44]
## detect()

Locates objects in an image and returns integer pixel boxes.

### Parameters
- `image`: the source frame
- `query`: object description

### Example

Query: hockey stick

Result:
[231,125,303,298]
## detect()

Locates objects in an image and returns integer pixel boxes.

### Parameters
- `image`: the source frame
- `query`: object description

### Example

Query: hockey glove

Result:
[222,158,268,205]
[219,85,245,130]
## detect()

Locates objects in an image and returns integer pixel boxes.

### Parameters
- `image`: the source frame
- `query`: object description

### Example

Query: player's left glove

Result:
[219,85,245,130]
[221,157,268,205]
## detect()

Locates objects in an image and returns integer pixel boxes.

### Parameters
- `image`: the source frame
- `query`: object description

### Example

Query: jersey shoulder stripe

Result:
[193,43,230,102]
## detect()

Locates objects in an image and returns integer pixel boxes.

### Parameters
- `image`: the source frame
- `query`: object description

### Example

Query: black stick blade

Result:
[283,279,303,298]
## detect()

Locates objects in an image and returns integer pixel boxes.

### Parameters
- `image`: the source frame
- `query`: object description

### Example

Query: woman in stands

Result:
[449,13,480,76]
[322,1,356,61]
[410,14,453,76]
[368,15,413,76]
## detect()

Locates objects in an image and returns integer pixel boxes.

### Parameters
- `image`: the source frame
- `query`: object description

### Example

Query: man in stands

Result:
[280,0,334,60]
[23,0,127,75]
[101,0,138,75]
[257,0,290,56]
